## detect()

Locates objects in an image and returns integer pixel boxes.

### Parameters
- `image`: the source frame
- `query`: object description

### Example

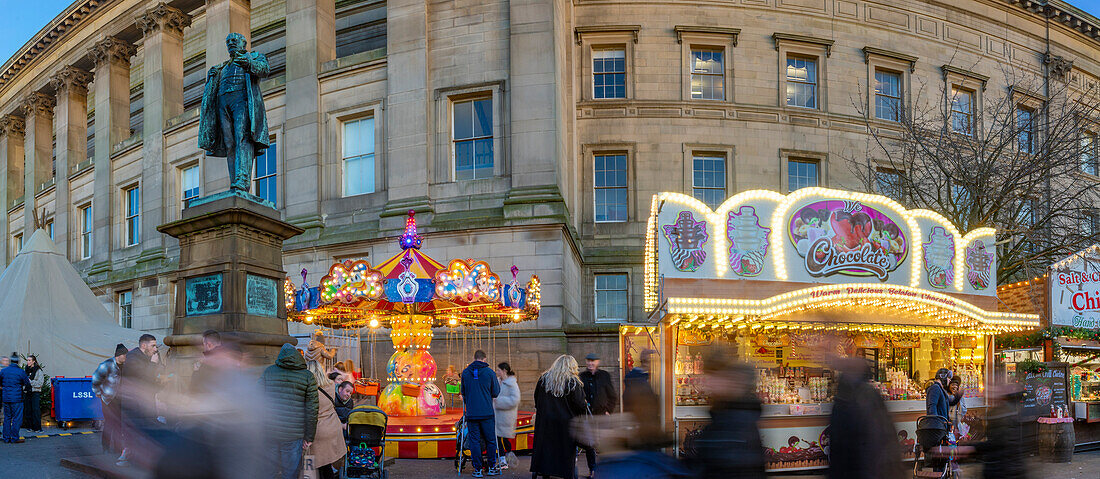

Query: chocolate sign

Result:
[789,200,907,280]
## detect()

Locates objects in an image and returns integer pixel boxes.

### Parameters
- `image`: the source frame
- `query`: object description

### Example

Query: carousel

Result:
[285,211,540,458]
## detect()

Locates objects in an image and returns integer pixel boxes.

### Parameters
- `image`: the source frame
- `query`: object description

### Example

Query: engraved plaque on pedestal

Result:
[246,275,278,317]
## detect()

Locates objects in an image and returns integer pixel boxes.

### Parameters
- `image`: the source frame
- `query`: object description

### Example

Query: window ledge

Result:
[7,196,24,214]
[674,26,740,46]
[110,136,142,158]
[773,33,834,56]
[574,25,641,45]
[165,107,200,134]
[320,47,387,77]
[862,46,917,72]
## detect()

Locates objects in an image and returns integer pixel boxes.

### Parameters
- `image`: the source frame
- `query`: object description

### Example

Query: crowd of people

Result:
[2,327,1035,479]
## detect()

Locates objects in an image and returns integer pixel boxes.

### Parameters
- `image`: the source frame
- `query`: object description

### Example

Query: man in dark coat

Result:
[461,350,501,477]
[578,353,617,476]
[259,343,319,479]
[197,33,271,192]
[827,358,902,479]
[92,343,128,455]
[1,353,30,443]
[691,351,766,479]
[119,334,162,466]
[190,330,222,395]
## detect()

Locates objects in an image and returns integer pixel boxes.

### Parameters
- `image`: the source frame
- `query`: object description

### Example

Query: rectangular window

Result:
[1016,107,1035,154]
[874,70,902,121]
[124,186,140,246]
[788,159,819,191]
[80,204,92,259]
[690,49,724,100]
[1081,132,1098,176]
[342,117,376,196]
[876,168,903,200]
[950,87,974,135]
[593,48,626,99]
[12,233,21,257]
[595,273,628,322]
[181,165,200,207]
[594,153,628,222]
[786,56,817,109]
[950,183,971,210]
[118,291,132,329]
[1082,210,1099,239]
[46,221,53,240]
[692,155,726,209]
[453,97,494,181]
[254,142,277,205]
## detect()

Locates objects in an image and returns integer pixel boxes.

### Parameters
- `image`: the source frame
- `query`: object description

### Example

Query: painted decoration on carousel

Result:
[788,200,907,281]
[727,206,770,277]
[922,227,955,289]
[663,211,710,272]
[965,240,993,290]
[435,259,502,303]
[318,260,385,304]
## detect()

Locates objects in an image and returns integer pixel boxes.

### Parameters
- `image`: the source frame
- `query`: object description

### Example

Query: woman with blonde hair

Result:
[307,360,346,479]
[530,355,587,479]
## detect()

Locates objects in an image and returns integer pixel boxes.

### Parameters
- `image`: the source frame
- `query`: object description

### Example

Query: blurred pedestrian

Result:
[92,344,128,456]
[689,348,765,479]
[22,355,44,432]
[1,353,30,443]
[592,382,687,479]
[579,353,617,477]
[531,354,587,479]
[259,344,319,479]
[494,362,521,470]
[190,330,221,395]
[942,383,1027,479]
[309,360,347,479]
[119,334,162,467]
[622,350,657,414]
[827,358,902,479]
[462,350,501,477]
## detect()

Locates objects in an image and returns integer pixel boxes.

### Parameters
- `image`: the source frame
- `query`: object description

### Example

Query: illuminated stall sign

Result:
[647,188,997,299]
[1051,246,1100,329]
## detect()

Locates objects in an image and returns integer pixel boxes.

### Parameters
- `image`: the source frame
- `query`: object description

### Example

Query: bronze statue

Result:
[198,33,270,193]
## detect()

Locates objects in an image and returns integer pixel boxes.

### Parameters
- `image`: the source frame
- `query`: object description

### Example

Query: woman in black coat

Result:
[531,354,588,479]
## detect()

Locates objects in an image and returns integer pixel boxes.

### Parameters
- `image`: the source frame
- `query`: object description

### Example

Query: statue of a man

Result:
[198,33,270,193]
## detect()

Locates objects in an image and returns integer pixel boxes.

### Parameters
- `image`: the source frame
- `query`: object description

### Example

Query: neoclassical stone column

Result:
[502,0,568,221]
[0,115,25,265]
[383,0,433,221]
[50,66,93,257]
[283,0,335,232]
[88,36,137,274]
[204,0,250,67]
[22,92,56,235]
[137,2,191,259]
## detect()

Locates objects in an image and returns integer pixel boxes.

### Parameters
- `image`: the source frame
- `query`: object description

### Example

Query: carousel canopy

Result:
[287,211,540,329]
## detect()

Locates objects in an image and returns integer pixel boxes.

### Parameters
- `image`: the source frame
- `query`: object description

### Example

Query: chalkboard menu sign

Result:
[1022,362,1070,417]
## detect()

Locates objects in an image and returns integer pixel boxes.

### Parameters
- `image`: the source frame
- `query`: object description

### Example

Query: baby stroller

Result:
[913,415,961,479]
[454,415,472,472]
[346,405,388,479]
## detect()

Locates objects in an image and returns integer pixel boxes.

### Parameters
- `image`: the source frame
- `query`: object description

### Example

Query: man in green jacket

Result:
[260,344,319,479]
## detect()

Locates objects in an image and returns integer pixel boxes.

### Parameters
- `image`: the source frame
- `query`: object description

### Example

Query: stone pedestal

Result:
[158,194,303,366]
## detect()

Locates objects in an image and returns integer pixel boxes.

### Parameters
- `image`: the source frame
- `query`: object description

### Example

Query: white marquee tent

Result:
[0,229,141,378]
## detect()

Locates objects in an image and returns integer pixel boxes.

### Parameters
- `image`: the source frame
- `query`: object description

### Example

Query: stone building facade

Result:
[0,0,1099,386]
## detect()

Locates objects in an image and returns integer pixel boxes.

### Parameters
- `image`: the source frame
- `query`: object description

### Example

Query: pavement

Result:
[4,430,1100,479]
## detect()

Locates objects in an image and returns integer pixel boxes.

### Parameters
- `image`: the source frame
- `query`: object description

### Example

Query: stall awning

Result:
[664,283,1039,334]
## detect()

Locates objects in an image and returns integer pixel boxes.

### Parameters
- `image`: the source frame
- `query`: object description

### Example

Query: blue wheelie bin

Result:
[51,377,102,428]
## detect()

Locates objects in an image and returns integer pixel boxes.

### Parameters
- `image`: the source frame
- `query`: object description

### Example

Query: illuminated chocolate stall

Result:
[286,211,540,458]
[630,188,1040,472]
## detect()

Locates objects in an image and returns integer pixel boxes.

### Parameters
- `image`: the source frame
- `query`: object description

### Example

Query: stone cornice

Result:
[773,33,835,56]
[0,115,26,137]
[862,46,918,73]
[941,64,991,90]
[673,26,741,46]
[137,2,192,37]
[89,36,137,68]
[21,91,55,117]
[49,66,92,96]
[0,0,108,89]
[574,25,641,45]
